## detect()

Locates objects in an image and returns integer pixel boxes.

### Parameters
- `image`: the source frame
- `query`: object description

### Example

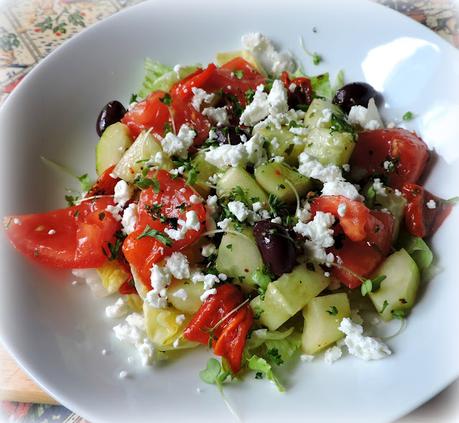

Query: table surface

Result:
[0,0,458,422]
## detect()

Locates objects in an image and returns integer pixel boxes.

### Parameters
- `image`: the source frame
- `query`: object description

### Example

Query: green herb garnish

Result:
[136,224,172,246]
[361,275,386,296]
[402,111,414,121]
[326,305,338,316]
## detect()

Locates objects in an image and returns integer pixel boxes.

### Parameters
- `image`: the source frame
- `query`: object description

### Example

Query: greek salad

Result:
[4,33,453,390]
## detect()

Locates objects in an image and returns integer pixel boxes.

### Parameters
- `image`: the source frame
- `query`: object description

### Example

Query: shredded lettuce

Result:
[333,69,345,92]
[247,355,285,392]
[398,232,433,271]
[137,59,198,99]
[310,73,332,100]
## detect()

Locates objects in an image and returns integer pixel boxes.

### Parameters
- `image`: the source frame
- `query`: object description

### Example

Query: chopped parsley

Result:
[136,224,172,246]
[134,175,160,192]
[361,275,386,296]
[160,93,172,106]
[326,305,338,316]
[77,173,92,192]
[105,231,126,261]
[233,70,244,79]
[380,300,389,314]
[312,52,322,65]
[391,309,407,320]
[65,194,79,206]
[267,348,284,366]
[402,111,414,121]
[245,88,255,103]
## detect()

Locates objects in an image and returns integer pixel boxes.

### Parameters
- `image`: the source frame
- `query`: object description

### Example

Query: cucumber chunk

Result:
[303,127,355,166]
[113,131,173,183]
[303,99,341,130]
[255,127,305,166]
[96,123,133,175]
[215,225,264,290]
[254,162,312,203]
[187,151,219,197]
[216,167,268,205]
[251,265,329,330]
[168,279,205,314]
[302,293,351,354]
[369,249,420,321]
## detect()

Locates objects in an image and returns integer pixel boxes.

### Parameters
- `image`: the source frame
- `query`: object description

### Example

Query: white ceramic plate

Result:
[1,0,458,422]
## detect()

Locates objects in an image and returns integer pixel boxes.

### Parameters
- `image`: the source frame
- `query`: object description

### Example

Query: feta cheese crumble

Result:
[322,180,363,201]
[324,346,343,364]
[161,124,196,158]
[202,107,229,127]
[191,87,215,111]
[372,178,387,196]
[121,203,138,235]
[241,32,296,75]
[239,84,269,126]
[298,152,342,183]
[338,318,391,360]
[105,297,129,319]
[228,201,250,222]
[426,199,437,209]
[165,252,190,279]
[205,144,248,168]
[114,180,134,206]
[347,99,383,130]
[201,243,217,257]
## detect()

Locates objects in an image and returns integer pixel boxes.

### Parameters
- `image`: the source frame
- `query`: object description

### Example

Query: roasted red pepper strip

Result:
[402,183,452,238]
[183,284,253,373]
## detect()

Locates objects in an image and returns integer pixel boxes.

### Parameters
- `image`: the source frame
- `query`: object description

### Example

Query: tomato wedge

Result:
[121,91,170,139]
[402,183,452,238]
[183,284,253,373]
[4,197,120,268]
[122,170,206,286]
[86,165,119,198]
[329,209,394,289]
[350,128,429,190]
[311,196,370,242]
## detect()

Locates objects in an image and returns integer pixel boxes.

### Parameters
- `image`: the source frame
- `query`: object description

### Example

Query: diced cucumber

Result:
[215,224,264,291]
[255,127,305,166]
[95,123,133,175]
[124,294,143,313]
[304,127,355,166]
[187,151,219,197]
[302,293,351,354]
[251,265,329,330]
[254,162,312,203]
[216,167,268,205]
[369,249,420,321]
[168,280,205,314]
[96,260,130,295]
[303,99,341,130]
[113,131,173,183]
[374,187,407,241]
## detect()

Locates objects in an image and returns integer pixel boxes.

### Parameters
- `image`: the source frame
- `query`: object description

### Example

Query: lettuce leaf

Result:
[398,232,433,271]
[137,58,198,99]
[247,355,285,392]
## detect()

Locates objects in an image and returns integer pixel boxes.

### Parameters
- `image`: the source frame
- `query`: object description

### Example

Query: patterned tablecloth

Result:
[0,0,458,422]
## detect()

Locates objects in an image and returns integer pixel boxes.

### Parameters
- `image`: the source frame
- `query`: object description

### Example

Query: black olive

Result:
[287,79,312,110]
[96,100,127,137]
[332,82,381,114]
[253,220,297,278]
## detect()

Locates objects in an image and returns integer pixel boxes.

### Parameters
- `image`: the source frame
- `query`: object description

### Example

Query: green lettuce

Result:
[398,231,433,271]
[247,355,285,392]
[137,58,198,99]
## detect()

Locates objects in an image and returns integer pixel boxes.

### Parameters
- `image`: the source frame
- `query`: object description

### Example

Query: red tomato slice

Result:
[171,97,211,146]
[86,165,119,198]
[122,170,206,287]
[311,196,370,242]
[330,210,394,289]
[402,183,452,238]
[350,128,429,190]
[121,91,170,139]
[5,198,120,269]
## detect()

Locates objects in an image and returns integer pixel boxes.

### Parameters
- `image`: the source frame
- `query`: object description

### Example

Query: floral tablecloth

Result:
[0,0,458,422]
